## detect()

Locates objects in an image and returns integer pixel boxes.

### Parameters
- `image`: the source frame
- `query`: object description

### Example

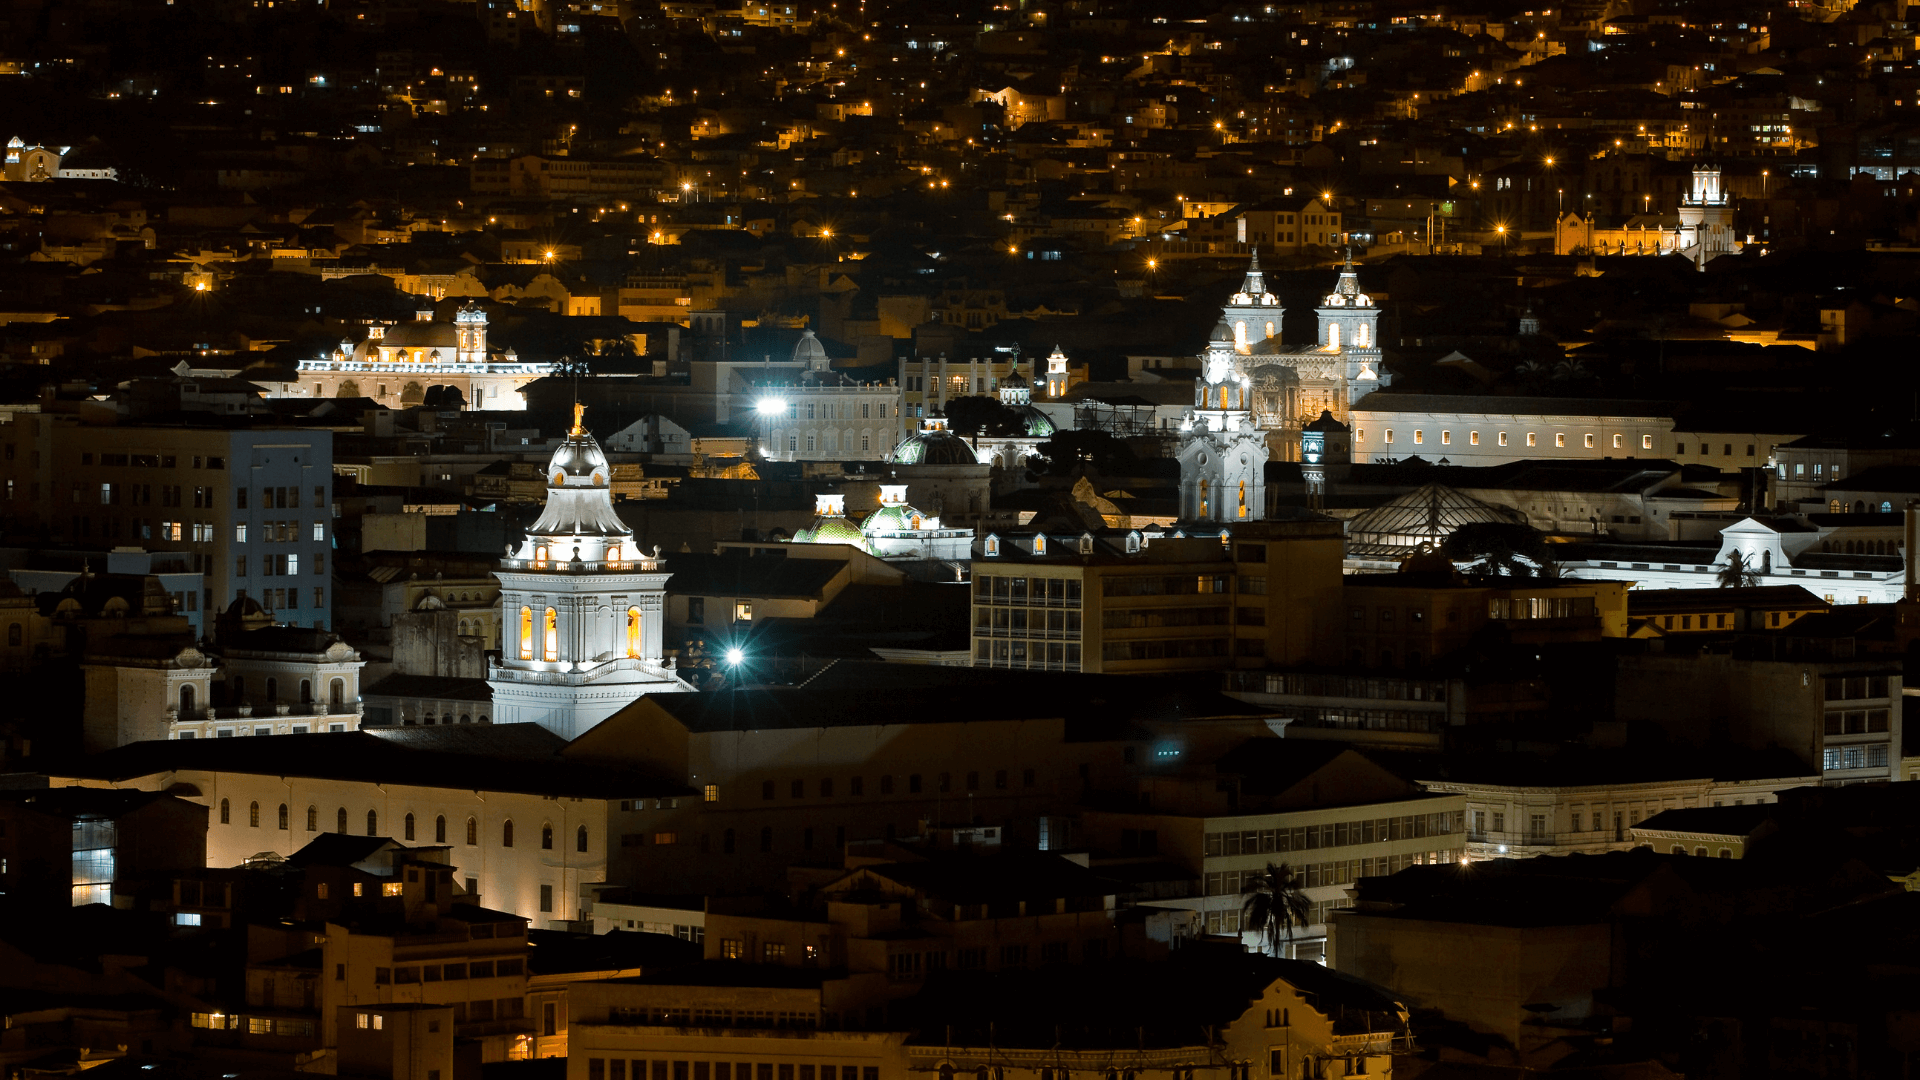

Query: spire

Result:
[1238,250,1268,297]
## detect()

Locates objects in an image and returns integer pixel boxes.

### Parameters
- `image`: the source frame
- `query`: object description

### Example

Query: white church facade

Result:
[488,406,694,739]
[272,303,555,410]
[1176,254,1388,522]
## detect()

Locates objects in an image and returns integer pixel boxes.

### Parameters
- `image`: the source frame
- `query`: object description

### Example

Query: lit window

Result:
[1612,434,1622,449]
[1642,435,1653,450]
[1555,433,1566,448]
[1469,431,1480,445]
[1440,431,1451,445]
[735,602,753,622]
[1584,434,1595,448]
[1499,432,1509,446]
[1526,433,1536,447]
[382,882,403,897]
[1384,429,1394,444]
[703,785,719,802]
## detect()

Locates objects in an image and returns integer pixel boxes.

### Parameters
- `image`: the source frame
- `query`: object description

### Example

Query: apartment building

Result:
[970,522,1349,676]
[1080,741,1466,963]
[49,725,687,926]
[0,417,336,626]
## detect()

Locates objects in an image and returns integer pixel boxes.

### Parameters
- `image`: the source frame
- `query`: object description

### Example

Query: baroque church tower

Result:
[1221,248,1283,353]
[1314,251,1384,406]
[490,405,692,739]
[1177,321,1269,523]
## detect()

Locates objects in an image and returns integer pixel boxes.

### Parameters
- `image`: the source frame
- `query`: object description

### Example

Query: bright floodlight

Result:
[755,397,786,417]
[725,647,745,666]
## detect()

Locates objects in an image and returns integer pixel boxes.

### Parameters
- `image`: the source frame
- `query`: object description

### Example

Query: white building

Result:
[1177,323,1269,523]
[276,304,554,410]
[489,406,694,739]
[1558,515,1908,603]
[747,331,905,461]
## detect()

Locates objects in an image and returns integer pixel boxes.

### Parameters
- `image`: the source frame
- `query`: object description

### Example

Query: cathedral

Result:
[1178,254,1389,522]
[489,405,693,739]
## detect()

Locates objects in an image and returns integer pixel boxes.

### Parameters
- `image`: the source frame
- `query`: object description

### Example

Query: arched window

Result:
[404,812,416,841]
[300,679,312,704]
[1238,480,1247,519]
[181,684,195,714]
[466,818,478,846]
[249,801,260,828]
[307,806,317,832]
[577,825,589,853]
[1356,322,1370,348]
[220,798,230,824]
[541,823,554,850]
[626,607,642,658]
[459,714,471,725]
[330,678,345,708]
[519,606,533,660]
[278,804,289,830]
[336,807,348,833]
[6,623,19,646]
[543,608,558,661]
[1328,322,1341,350]
[265,677,278,703]
[503,820,515,848]
[534,544,550,567]
[608,544,623,565]
[366,810,378,836]
[436,815,447,843]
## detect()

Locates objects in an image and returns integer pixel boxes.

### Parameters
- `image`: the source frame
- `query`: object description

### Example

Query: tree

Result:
[1440,521,1555,579]
[1717,550,1762,589]
[943,394,1027,437]
[1241,862,1311,956]
[1033,430,1137,476]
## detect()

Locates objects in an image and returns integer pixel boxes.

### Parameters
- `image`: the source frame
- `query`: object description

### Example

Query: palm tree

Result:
[1240,862,1311,956]
[1716,550,1761,589]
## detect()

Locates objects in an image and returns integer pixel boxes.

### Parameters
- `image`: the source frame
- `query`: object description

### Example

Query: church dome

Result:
[382,322,460,349]
[794,493,870,551]
[526,406,632,538]
[862,485,929,534]
[792,329,829,369]
[1209,320,1234,346]
[887,411,978,465]
[1012,405,1055,438]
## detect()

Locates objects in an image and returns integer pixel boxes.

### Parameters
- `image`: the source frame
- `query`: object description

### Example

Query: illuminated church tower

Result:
[490,405,692,739]
[1314,252,1384,405]
[1177,321,1269,523]
[1221,249,1283,353]
[455,302,488,365]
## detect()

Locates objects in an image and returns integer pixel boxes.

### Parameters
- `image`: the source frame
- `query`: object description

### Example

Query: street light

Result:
[1495,224,1507,253]
[754,397,787,417]
[725,647,744,667]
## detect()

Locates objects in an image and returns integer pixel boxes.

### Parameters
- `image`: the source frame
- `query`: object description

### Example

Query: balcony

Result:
[171,702,364,724]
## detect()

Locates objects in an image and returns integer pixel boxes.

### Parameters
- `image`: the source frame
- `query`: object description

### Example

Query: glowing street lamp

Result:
[754,397,787,417]
[725,647,745,667]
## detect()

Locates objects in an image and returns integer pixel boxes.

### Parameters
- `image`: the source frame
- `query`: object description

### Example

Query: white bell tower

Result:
[1177,321,1269,523]
[1315,252,1386,404]
[490,404,693,739]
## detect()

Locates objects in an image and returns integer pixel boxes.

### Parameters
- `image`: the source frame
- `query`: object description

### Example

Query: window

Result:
[278,804,288,830]
[704,784,718,802]
[220,798,230,824]
[540,884,553,913]
[503,820,514,847]
[542,824,554,850]
[367,810,378,836]
[577,825,589,852]
[1469,431,1479,445]
[466,818,478,845]
[1642,435,1653,450]
[1526,433,1536,447]
[404,813,415,841]
[249,801,260,827]
[436,815,447,843]
[1556,433,1566,448]
[1441,431,1451,445]
[306,805,317,831]
[1499,432,1509,446]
